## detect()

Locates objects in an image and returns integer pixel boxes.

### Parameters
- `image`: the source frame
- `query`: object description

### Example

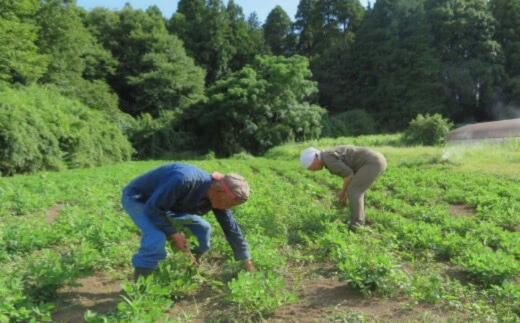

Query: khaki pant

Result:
[347,154,387,230]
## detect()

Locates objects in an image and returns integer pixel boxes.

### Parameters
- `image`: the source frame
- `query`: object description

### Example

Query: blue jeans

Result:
[122,193,212,269]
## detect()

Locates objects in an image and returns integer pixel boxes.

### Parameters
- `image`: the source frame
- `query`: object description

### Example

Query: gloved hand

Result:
[169,233,188,251]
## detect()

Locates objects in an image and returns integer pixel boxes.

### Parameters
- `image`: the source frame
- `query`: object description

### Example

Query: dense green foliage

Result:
[2,0,520,175]
[403,113,454,146]
[0,136,518,321]
[85,5,206,117]
[191,55,325,156]
[0,0,48,84]
[169,0,269,84]
[490,0,520,116]
[0,85,133,175]
[321,109,377,138]
[129,112,198,160]
[263,6,297,56]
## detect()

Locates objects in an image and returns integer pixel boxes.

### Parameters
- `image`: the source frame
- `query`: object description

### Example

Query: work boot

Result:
[133,267,155,282]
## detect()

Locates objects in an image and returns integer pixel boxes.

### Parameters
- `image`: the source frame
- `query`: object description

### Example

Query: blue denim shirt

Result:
[123,163,250,260]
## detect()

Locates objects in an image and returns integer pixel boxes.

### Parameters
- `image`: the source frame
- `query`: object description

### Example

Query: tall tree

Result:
[490,0,520,115]
[169,0,232,84]
[35,0,118,112]
[226,0,268,72]
[247,13,270,57]
[348,0,445,130]
[263,6,296,56]
[86,5,205,117]
[0,0,48,84]
[425,0,505,122]
[293,0,365,113]
[170,0,265,84]
[294,0,364,58]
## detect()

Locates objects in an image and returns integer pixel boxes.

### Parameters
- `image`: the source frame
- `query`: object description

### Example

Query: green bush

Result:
[128,111,198,160]
[0,84,133,175]
[321,109,377,138]
[453,245,520,287]
[337,244,401,297]
[227,271,297,318]
[403,113,453,146]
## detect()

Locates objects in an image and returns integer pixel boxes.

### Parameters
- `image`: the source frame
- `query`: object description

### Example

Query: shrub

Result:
[403,113,453,146]
[337,245,401,297]
[0,85,133,175]
[227,271,297,318]
[128,111,198,160]
[453,245,520,287]
[321,109,377,138]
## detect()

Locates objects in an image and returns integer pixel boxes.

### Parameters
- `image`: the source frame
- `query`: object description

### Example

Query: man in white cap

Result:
[300,146,387,231]
[122,163,254,281]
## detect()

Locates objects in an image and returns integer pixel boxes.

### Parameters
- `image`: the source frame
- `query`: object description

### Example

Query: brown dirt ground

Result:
[50,262,461,322]
[52,273,124,322]
[47,203,463,322]
[448,204,476,217]
[46,203,66,224]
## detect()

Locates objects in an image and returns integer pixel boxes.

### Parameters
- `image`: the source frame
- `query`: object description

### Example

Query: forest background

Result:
[2,0,520,176]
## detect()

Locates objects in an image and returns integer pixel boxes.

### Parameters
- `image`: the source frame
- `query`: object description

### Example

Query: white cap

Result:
[300,147,320,169]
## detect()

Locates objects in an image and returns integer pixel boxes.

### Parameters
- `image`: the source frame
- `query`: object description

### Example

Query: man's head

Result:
[300,147,323,171]
[207,172,250,209]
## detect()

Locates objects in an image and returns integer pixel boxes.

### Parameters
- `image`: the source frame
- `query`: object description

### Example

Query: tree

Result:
[226,0,269,72]
[35,0,118,112]
[263,6,296,56]
[425,0,505,122]
[86,5,205,117]
[294,0,364,58]
[0,0,48,84]
[347,0,444,130]
[490,0,520,116]
[191,55,325,155]
[293,0,365,113]
[126,43,206,117]
[169,0,233,84]
[170,0,266,85]
[247,13,271,57]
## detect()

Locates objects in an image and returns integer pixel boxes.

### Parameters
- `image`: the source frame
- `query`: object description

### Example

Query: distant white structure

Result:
[445,118,520,144]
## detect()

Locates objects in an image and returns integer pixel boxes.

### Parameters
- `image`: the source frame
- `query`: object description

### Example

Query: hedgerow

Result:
[0,84,133,175]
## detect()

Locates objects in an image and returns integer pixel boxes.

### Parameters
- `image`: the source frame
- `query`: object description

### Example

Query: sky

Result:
[76,0,372,24]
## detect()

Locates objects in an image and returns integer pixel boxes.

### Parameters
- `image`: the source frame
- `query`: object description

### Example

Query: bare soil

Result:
[46,203,66,224]
[47,204,462,322]
[52,273,123,322]
[50,262,460,322]
[448,204,476,217]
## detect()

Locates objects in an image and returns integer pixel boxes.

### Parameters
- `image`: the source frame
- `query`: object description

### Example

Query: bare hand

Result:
[338,191,346,206]
[244,259,255,272]
[169,233,188,251]
[185,249,200,267]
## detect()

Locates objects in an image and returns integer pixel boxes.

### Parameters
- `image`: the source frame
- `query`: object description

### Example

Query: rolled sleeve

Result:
[213,209,251,260]
[322,151,353,178]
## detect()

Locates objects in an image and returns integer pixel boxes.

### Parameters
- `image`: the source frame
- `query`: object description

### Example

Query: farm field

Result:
[1,135,519,322]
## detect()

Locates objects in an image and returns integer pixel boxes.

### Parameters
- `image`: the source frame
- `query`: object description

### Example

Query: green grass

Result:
[0,135,519,321]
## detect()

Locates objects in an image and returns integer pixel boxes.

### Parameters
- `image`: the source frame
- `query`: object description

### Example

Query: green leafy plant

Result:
[403,113,453,146]
[227,271,297,318]
[85,277,174,322]
[337,245,401,297]
[453,246,520,287]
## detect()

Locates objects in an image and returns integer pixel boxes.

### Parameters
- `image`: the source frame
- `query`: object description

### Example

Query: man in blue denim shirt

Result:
[122,163,254,280]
